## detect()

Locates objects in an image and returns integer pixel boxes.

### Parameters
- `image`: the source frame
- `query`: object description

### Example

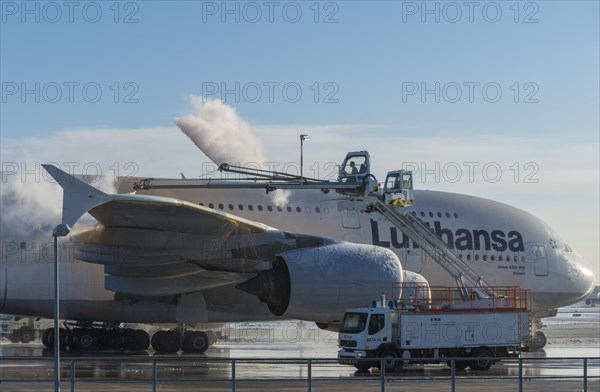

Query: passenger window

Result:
[209,203,214,209]
[368,314,385,335]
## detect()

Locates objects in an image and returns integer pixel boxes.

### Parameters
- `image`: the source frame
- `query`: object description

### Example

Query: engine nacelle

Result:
[401,270,431,303]
[236,242,403,323]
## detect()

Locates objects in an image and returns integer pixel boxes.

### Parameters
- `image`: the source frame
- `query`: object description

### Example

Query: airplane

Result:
[0,152,596,353]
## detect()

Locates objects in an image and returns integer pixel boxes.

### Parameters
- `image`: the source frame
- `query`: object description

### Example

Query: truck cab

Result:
[383,170,414,206]
[338,306,396,371]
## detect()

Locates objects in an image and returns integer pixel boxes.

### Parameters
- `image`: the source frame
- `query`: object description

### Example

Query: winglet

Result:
[42,164,112,228]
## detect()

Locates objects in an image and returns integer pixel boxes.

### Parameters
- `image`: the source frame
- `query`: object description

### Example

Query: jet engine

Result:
[401,270,431,303]
[236,242,403,323]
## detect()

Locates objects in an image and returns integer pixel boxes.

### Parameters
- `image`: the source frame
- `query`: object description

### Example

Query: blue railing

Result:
[0,355,598,392]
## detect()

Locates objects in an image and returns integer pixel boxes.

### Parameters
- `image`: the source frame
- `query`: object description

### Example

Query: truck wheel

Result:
[354,362,371,371]
[531,331,547,349]
[377,348,399,372]
[446,360,469,371]
[470,348,494,371]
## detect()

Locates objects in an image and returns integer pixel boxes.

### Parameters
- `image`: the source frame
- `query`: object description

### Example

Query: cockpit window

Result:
[339,312,368,334]
[564,244,573,252]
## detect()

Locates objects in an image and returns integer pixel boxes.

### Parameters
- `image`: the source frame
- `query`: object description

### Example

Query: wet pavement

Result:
[1,302,598,391]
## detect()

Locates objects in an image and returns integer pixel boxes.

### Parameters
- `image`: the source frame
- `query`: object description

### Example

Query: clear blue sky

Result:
[1,1,599,276]
[1,1,598,138]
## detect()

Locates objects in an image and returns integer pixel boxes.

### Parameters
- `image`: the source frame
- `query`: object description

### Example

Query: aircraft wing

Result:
[43,165,326,298]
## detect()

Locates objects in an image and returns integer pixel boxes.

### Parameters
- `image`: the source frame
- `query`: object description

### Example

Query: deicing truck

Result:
[338,287,531,372]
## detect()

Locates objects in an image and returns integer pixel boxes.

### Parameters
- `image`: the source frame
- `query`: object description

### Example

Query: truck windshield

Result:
[339,312,368,334]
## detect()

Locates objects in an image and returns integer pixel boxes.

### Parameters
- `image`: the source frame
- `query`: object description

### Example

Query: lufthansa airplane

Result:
[0,155,595,353]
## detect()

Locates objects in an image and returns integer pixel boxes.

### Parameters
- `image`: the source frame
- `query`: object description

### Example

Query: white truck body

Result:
[338,293,531,372]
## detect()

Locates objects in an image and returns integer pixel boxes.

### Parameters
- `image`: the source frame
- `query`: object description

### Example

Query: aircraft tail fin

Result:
[42,164,111,228]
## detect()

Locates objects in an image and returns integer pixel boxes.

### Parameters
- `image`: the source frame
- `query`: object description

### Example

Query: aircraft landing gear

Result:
[151,329,211,354]
[41,324,150,351]
[39,322,214,353]
[8,326,36,344]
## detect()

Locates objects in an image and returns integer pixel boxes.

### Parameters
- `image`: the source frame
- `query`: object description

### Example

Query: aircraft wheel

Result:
[531,331,547,349]
[152,330,181,353]
[8,330,21,343]
[125,329,149,351]
[44,328,68,349]
[182,331,209,353]
[470,347,494,371]
[42,328,52,348]
[377,348,399,372]
[66,329,77,349]
[102,330,124,350]
[151,330,165,352]
[19,328,34,344]
[73,328,98,350]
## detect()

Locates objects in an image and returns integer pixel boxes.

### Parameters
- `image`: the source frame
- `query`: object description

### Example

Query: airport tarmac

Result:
[1,302,598,391]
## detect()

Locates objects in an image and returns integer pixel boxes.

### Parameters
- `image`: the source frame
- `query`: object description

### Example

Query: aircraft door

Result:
[526,243,549,276]
[340,209,361,229]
